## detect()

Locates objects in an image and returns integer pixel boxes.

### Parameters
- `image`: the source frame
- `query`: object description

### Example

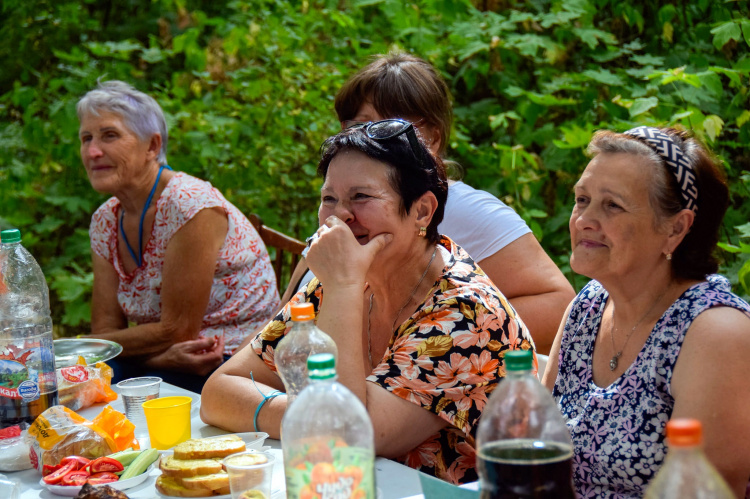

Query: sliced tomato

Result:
[87,471,119,485]
[60,455,91,471]
[61,470,90,486]
[42,464,62,477]
[88,456,124,474]
[42,461,77,485]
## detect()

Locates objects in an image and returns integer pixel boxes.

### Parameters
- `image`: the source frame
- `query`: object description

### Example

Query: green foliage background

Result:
[1,0,748,336]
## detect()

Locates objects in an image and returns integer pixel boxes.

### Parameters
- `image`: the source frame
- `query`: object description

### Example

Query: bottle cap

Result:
[0,229,21,243]
[505,349,533,371]
[666,418,702,447]
[291,302,315,321]
[308,352,336,380]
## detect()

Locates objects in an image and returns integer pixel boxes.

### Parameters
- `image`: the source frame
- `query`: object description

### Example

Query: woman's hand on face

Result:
[145,335,225,376]
[306,215,392,289]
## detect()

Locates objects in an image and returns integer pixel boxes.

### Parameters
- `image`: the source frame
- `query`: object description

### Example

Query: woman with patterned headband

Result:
[541,126,750,497]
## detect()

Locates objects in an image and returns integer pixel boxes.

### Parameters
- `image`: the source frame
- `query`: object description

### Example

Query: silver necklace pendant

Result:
[609,353,620,371]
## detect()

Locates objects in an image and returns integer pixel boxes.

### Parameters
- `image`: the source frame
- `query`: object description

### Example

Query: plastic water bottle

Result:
[476,349,575,499]
[644,418,733,498]
[274,302,337,404]
[281,353,375,499]
[0,229,58,428]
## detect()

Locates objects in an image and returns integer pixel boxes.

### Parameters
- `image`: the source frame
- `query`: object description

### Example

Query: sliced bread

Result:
[155,475,215,498]
[179,470,230,491]
[159,455,224,478]
[173,434,246,460]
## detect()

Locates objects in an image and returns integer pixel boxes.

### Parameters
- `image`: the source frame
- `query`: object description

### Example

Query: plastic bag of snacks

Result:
[0,425,32,472]
[26,405,138,472]
[57,361,118,412]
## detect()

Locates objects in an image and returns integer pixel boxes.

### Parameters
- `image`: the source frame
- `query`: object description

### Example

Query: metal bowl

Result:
[54,338,123,367]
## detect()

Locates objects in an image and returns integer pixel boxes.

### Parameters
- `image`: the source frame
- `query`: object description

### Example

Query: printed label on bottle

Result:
[285,438,375,499]
[0,344,53,400]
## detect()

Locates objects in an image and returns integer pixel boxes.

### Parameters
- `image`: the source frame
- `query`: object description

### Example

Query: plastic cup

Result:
[142,395,192,450]
[223,450,276,499]
[116,376,161,436]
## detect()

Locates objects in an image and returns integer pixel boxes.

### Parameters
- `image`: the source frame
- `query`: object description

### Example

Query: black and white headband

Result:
[623,126,699,212]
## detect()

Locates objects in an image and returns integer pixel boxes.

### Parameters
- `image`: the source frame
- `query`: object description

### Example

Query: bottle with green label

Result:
[281,352,375,499]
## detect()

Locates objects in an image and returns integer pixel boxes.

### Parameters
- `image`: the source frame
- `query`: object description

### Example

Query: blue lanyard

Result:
[119,164,172,267]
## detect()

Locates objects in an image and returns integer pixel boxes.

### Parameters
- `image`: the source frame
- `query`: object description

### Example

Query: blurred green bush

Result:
[1,0,748,336]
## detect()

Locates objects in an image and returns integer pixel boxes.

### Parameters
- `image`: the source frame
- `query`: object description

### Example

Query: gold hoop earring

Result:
[666,253,672,261]
[418,227,427,237]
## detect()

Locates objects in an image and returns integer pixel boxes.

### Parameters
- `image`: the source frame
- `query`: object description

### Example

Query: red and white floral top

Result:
[90,172,280,355]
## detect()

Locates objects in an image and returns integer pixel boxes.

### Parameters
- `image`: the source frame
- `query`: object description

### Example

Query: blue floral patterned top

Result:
[553,275,750,498]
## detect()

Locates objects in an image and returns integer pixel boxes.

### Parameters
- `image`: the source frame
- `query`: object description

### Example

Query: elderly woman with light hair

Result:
[79,80,279,392]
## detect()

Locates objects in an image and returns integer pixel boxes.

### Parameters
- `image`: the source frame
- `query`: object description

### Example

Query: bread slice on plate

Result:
[160,455,224,478]
[180,470,229,491]
[156,475,230,497]
[173,435,246,460]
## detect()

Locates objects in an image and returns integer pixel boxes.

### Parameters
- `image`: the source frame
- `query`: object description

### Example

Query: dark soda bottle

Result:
[476,350,575,498]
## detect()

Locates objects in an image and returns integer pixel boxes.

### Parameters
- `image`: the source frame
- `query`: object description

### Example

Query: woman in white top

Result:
[279,51,574,354]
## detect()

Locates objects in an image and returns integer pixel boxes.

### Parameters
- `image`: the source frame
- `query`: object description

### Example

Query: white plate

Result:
[39,461,157,497]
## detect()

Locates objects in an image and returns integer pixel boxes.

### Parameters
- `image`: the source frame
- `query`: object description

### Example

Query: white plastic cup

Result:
[116,377,161,436]
[224,450,275,499]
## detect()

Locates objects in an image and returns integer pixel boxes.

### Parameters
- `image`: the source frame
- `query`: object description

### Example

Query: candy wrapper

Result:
[26,405,138,472]
[57,361,117,412]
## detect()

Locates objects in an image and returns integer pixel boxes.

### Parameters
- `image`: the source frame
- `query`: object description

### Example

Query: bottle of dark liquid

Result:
[476,350,575,499]
[0,229,58,428]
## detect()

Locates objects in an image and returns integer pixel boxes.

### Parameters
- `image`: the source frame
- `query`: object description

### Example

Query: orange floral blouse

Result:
[250,236,535,484]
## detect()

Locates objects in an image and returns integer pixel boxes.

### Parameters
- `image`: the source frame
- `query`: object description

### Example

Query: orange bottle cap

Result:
[666,418,702,447]
[291,302,315,321]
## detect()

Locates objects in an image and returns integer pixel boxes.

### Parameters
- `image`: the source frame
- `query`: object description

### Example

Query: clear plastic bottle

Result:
[274,302,337,405]
[644,418,734,499]
[0,229,58,428]
[476,349,575,499]
[282,352,375,499]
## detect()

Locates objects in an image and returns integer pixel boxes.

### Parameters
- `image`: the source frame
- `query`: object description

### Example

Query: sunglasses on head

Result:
[344,119,427,170]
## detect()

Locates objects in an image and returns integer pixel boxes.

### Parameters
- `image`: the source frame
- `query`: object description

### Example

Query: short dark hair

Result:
[335,51,453,158]
[318,126,448,244]
[587,127,728,280]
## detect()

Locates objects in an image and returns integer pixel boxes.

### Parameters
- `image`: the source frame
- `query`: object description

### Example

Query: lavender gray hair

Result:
[77,80,168,165]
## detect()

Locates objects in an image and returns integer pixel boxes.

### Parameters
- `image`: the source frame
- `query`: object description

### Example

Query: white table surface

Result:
[10,382,425,498]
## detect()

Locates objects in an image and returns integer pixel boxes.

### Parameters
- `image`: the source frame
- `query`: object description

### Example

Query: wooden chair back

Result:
[249,214,306,295]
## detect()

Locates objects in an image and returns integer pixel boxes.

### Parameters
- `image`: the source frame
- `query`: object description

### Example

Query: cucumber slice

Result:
[119,448,159,480]
[107,449,142,467]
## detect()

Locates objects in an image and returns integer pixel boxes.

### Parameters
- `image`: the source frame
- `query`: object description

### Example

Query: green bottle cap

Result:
[0,229,21,243]
[308,352,336,380]
[505,350,533,371]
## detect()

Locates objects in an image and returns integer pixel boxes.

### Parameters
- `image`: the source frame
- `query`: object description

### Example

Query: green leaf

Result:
[718,242,743,254]
[629,96,659,117]
[736,222,750,239]
[739,259,750,296]
[702,115,724,142]
[737,110,750,128]
[711,21,741,50]
[631,54,664,66]
[581,69,625,86]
